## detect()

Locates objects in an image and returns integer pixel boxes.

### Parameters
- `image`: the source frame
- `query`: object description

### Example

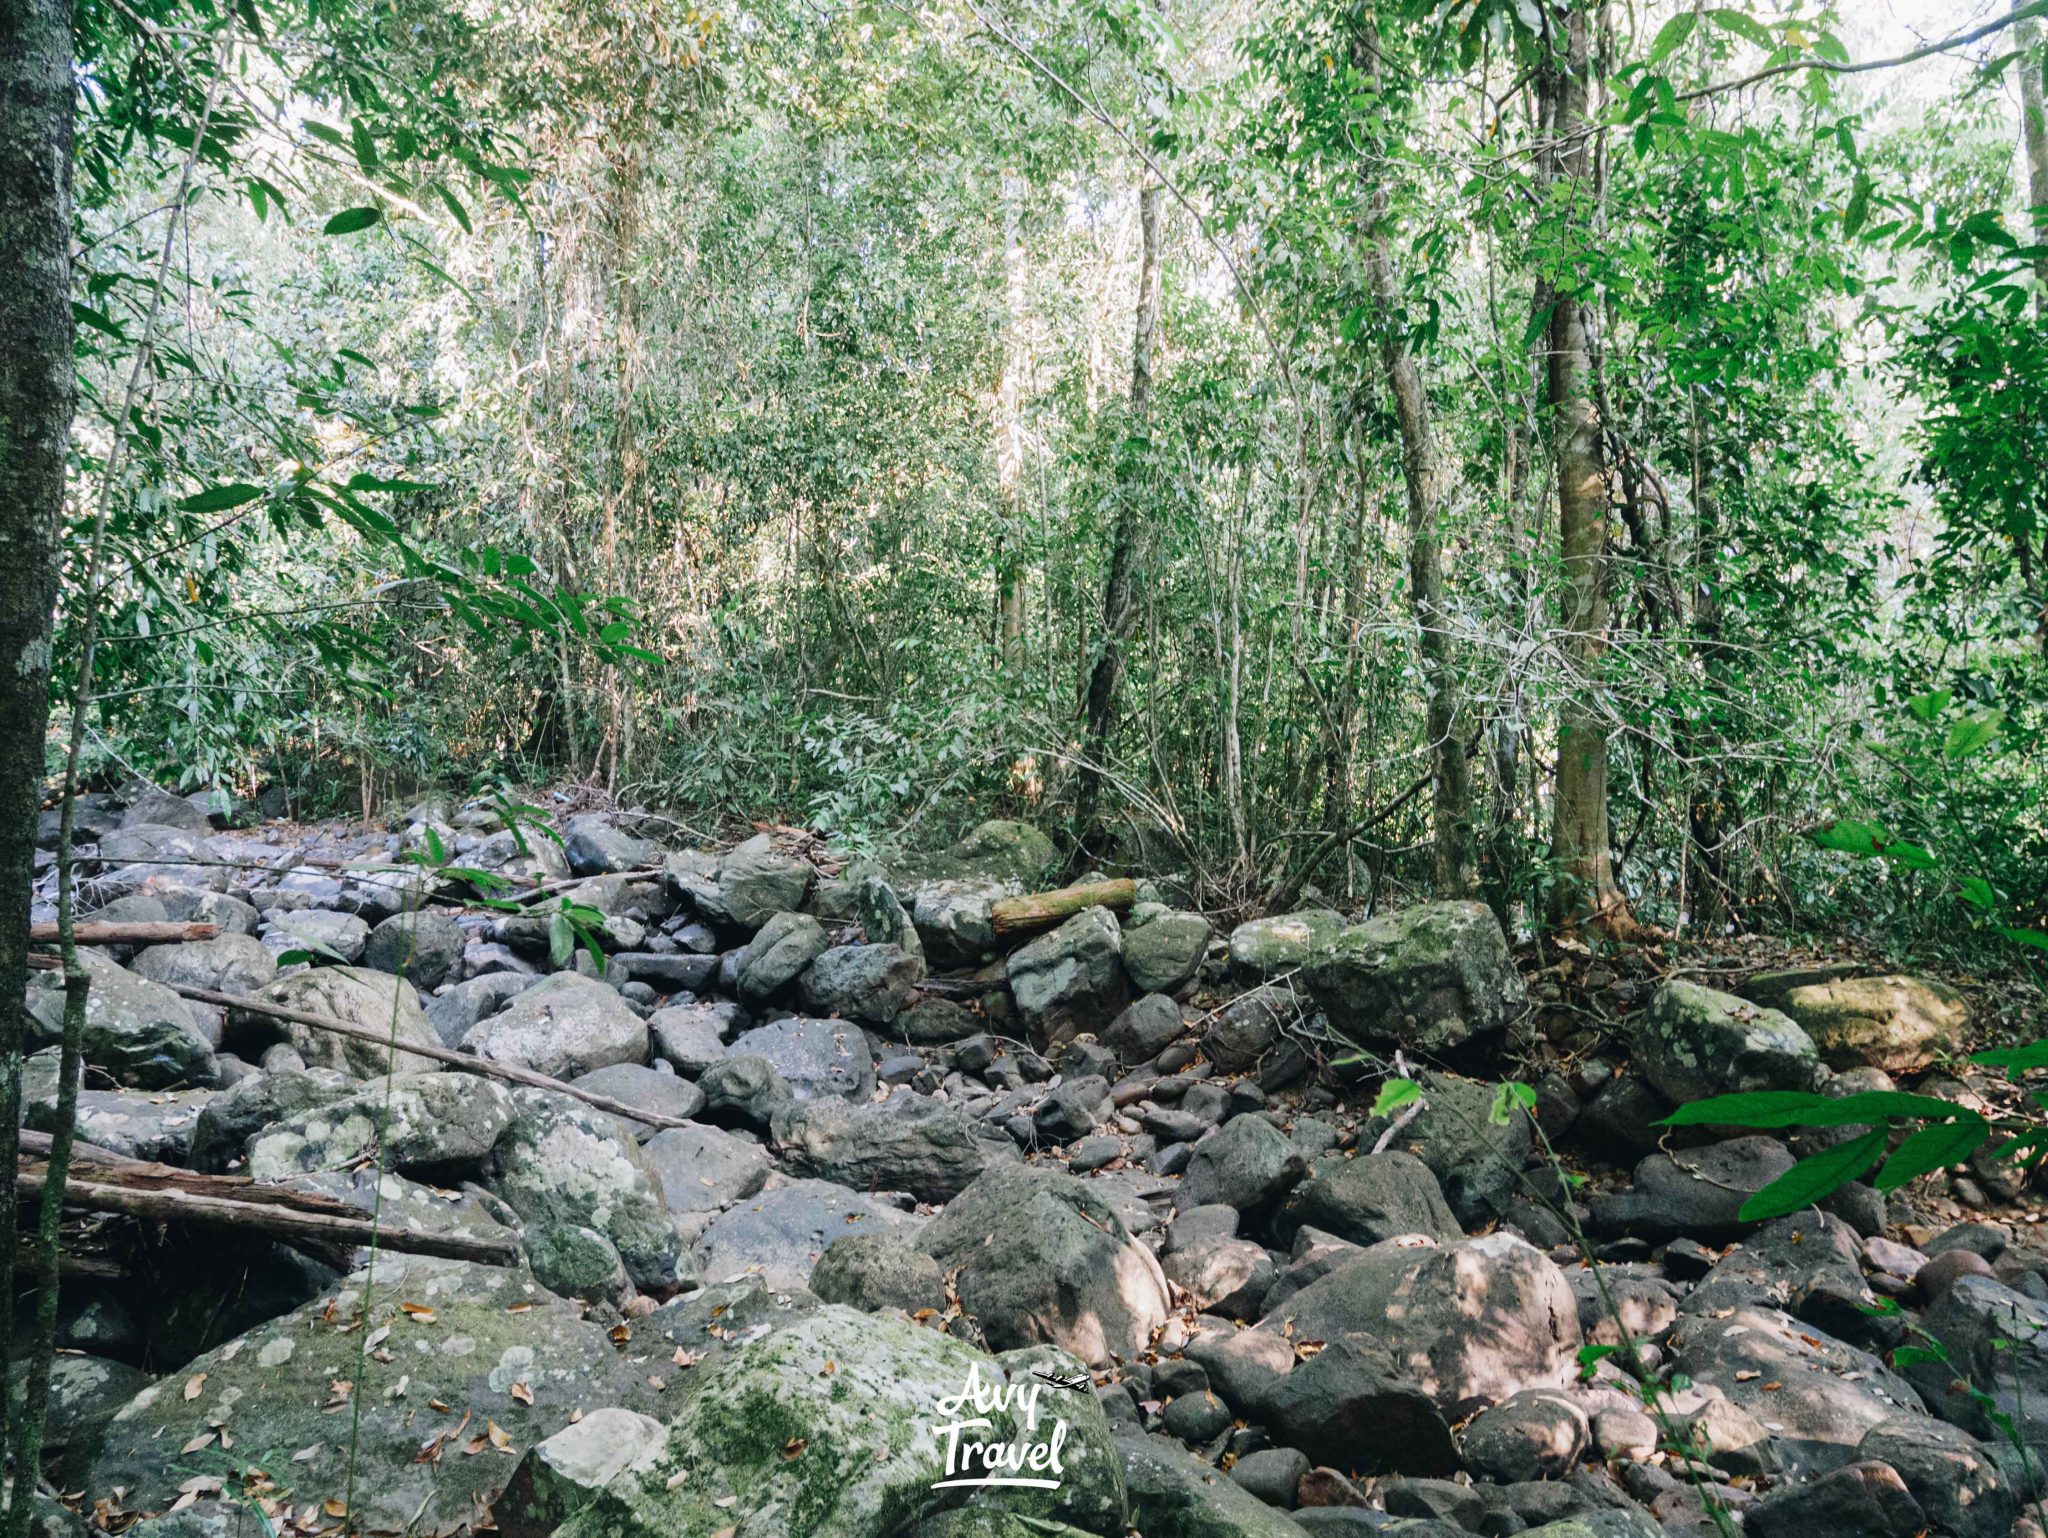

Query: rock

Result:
[188,1067,354,1170]
[1905,1275,2048,1453]
[95,824,225,896]
[853,874,923,962]
[1371,1070,1532,1229]
[1383,1478,1485,1527]
[1163,1236,1276,1319]
[461,971,649,1080]
[1919,1248,1995,1301]
[496,1406,668,1538]
[1176,1114,1307,1215]
[799,943,921,1023]
[132,933,277,995]
[425,972,537,1047]
[772,1095,1017,1202]
[1628,980,1819,1103]
[613,951,718,993]
[1184,1327,1297,1415]
[696,1054,797,1132]
[897,996,985,1045]
[26,949,216,1088]
[1744,1460,1925,1538]
[1106,994,1187,1063]
[693,1179,919,1289]
[1301,902,1523,1053]
[1115,1430,1315,1538]
[527,1223,633,1304]
[569,1062,706,1134]
[1278,1151,1459,1248]
[245,1071,516,1178]
[239,966,443,1078]
[487,1087,684,1288]
[736,911,829,1002]
[82,1254,655,1536]
[641,1121,772,1225]
[362,909,467,990]
[1858,1418,2016,1538]
[1672,1306,1926,1474]
[269,907,372,963]
[1588,1137,1797,1243]
[122,787,214,833]
[1258,1233,1581,1416]
[729,1017,875,1102]
[809,1231,947,1313]
[1036,1075,1112,1141]
[1459,1389,1589,1483]
[709,833,814,930]
[1228,909,1345,980]
[1231,1447,1309,1507]
[1782,975,1968,1074]
[28,1085,213,1162]
[291,1164,522,1266]
[3,1351,153,1454]
[1590,1406,1657,1463]
[563,813,662,876]
[1162,1388,1232,1444]
[911,878,1016,967]
[926,819,1058,884]
[648,999,738,1075]
[1260,1338,1457,1476]
[1203,986,1292,1074]
[1009,906,1128,1048]
[921,1163,1170,1364]
[1124,911,1212,994]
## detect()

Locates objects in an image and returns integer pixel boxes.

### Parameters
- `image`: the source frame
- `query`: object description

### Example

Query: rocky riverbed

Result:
[10,786,2045,1538]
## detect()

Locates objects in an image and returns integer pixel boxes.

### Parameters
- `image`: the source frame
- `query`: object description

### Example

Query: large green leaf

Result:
[177,483,265,513]
[1646,11,1697,66]
[1943,711,2004,760]
[1660,1089,1961,1130]
[322,206,383,235]
[1739,1129,1887,1221]
[1877,1118,1991,1191]
[1808,819,1887,858]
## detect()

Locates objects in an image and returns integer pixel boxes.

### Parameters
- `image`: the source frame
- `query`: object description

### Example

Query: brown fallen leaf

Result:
[180,1433,215,1455]
[504,1303,534,1314]
[711,1528,736,1538]
[714,1495,738,1508]
[509,1381,534,1406]
[399,1303,436,1323]
[322,1500,347,1518]
[486,1420,514,1453]
[780,1437,807,1460]
[184,1374,207,1402]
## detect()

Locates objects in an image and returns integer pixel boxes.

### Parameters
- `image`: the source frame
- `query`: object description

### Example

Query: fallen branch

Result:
[15,1162,520,1266]
[32,921,219,946]
[990,878,1136,939]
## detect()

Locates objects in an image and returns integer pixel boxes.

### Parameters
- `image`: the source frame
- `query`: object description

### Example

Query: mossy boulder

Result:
[244,1070,515,1179]
[1781,975,1968,1074]
[1301,901,1522,1054]
[1629,980,1820,1103]
[1227,909,1345,981]
[236,965,443,1078]
[26,949,216,1088]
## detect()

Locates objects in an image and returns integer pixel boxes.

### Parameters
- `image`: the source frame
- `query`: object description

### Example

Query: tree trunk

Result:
[0,0,74,1502]
[1352,13,1477,899]
[1067,181,1163,877]
[1539,2,1633,936]
[2020,0,2048,311]
[995,172,1029,670]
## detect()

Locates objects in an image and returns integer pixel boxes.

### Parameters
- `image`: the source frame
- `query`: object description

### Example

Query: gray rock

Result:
[362,908,467,990]
[1628,980,1820,1103]
[1228,909,1345,980]
[1858,1417,2015,1538]
[921,1163,1170,1364]
[736,911,829,1002]
[1260,1337,1457,1476]
[692,1178,918,1289]
[1905,1274,2048,1458]
[1176,1114,1307,1215]
[461,971,649,1080]
[729,1017,875,1102]
[773,1095,1017,1202]
[613,951,719,993]
[1369,1070,1532,1229]
[1035,1074,1112,1141]
[1105,993,1187,1063]
[94,824,226,896]
[4,1351,153,1454]
[895,996,985,1045]
[1279,1151,1460,1248]
[82,1254,654,1536]
[910,877,1017,966]
[1459,1388,1589,1483]
[496,1407,666,1538]
[487,1087,684,1288]
[641,1120,772,1227]
[121,787,214,833]
[1115,1430,1313,1538]
[809,1232,947,1313]
[1203,986,1293,1074]
[799,943,921,1024]
[28,1085,214,1163]
[268,907,371,963]
[1258,1233,1581,1415]
[1301,901,1523,1053]
[1009,905,1128,1048]
[526,1222,632,1304]
[1588,1137,1797,1243]
[1123,911,1212,994]
[1162,1235,1275,1319]
[245,1071,516,1178]
[1230,1446,1309,1507]
[853,873,923,966]
[696,1054,797,1132]
[132,933,277,995]
[922,819,1057,885]
[1744,1460,1925,1538]
[709,833,813,930]
[188,1067,354,1171]
[1783,975,1968,1075]
[570,1062,706,1135]
[425,972,540,1047]
[563,814,662,877]
[27,949,216,1088]
[238,966,444,1078]
[648,999,740,1075]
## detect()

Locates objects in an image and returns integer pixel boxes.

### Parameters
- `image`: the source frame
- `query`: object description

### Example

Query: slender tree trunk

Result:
[1682,397,1738,930]
[2021,0,2048,310]
[1352,13,1477,899]
[995,172,1029,670]
[0,0,74,1500]
[1067,181,1162,877]
[1539,1,1633,936]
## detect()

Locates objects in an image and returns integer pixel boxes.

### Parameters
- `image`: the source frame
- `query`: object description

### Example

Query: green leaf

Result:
[1943,711,2004,760]
[1876,1118,1992,1190]
[72,301,127,340]
[346,473,435,495]
[177,483,265,513]
[1878,840,1938,872]
[1490,1080,1537,1126]
[1843,173,1872,238]
[1959,877,1998,912]
[1647,11,1697,66]
[1706,9,1775,51]
[1576,1343,1619,1380]
[1371,1079,1421,1119]
[1739,1128,1887,1222]
[436,184,473,234]
[1809,819,1887,858]
[1996,927,2048,954]
[1660,1089,1962,1129]
[322,206,383,236]
[547,911,573,969]
[350,119,380,173]
[1906,688,1951,722]
[1971,1038,2048,1074]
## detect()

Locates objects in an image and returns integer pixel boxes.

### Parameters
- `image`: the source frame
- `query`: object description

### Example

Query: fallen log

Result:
[31,921,220,946]
[990,878,1136,939]
[16,1162,521,1266]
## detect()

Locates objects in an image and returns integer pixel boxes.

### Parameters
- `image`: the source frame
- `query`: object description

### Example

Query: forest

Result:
[2,0,2047,1536]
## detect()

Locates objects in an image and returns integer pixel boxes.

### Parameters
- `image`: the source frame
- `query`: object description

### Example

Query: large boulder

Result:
[641,1120,772,1229]
[1114,1431,1310,1538]
[486,1088,685,1289]
[1122,910,1212,995]
[1369,1070,1532,1229]
[1201,986,1291,1075]
[461,971,649,1080]
[563,813,662,876]
[26,949,216,1088]
[910,878,1018,967]
[799,943,921,1024]
[362,908,467,990]
[82,1254,655,1536]
[1257,1234,1581,1416]
[1174,1114,1307,1215]
[237,966,443,1078]
[736,911,829,1003]
[649,999,739,1076]
[1782,975,1968,1074]
[1301,901,1523,1054]
[1228,909,1345,980]
[1278,1151,1460,1248]
[1105,994,1186,1064]
[1588,1137,1796,1243]
[245,1071,516,1178]
[1628,980,1819,1104]
[1904,1274,2048,1457]
[728,1017,875,1103]
[921,1163,1170,1365]
[189,1067,354,1171]
[131,933,277,995]
[809,1231,948,1314]
[693,1178,920,1289]
[1259,1337,1457,1476]
[923,819,1057,885]
[709,833,814,930]
[772,1095,1018,1203]
[268,908,371,964]
[1008,906,1128,1048]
